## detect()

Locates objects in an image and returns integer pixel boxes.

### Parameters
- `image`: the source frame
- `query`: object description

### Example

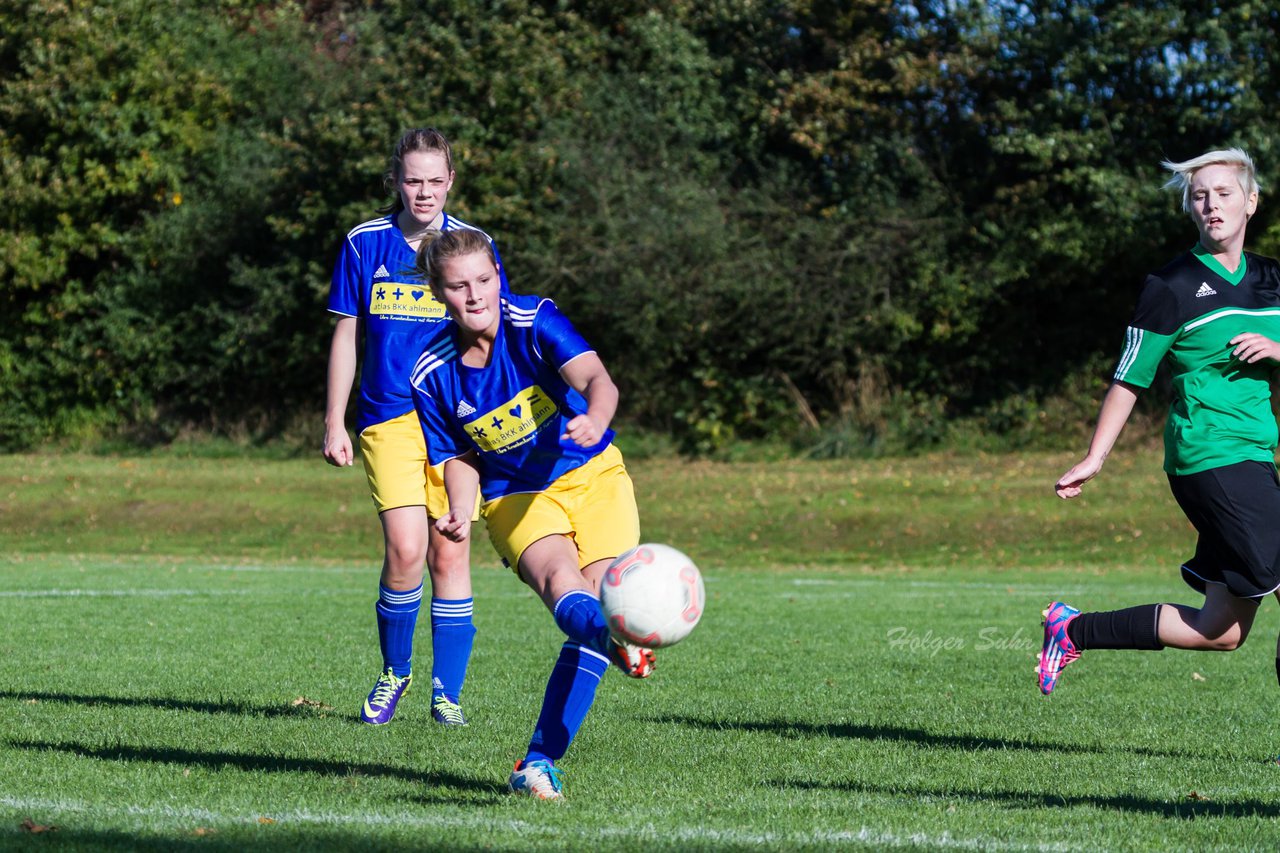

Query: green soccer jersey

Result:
[1114,246,1280,475]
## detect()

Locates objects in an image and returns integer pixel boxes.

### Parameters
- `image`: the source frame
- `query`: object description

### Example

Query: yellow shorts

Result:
[483,443,639,572]
[359,411,477,520]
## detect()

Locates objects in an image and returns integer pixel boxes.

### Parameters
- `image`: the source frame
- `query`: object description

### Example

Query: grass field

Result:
[5,448,1280,850]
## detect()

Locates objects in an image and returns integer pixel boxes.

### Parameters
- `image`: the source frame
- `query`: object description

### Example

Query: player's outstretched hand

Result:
[1055,456,1103,500]
[323,427,354,467]
[561,414,604,448]
[434,509,471,543]
[1230,332,1280,365]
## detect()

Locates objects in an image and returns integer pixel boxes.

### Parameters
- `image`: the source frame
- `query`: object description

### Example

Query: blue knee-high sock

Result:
[525,641,611,764]
[376,583,422,678]
[430,597,476,701]
[552,590,611,653]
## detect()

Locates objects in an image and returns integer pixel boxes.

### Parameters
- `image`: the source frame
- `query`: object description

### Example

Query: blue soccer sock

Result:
[376,582,422,678]
[551,589,611,653]
[430,596,476,701]
[524,641,610,764]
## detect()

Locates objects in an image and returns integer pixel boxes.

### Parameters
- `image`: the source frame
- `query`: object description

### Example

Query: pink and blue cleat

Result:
[1038,601,1081,695]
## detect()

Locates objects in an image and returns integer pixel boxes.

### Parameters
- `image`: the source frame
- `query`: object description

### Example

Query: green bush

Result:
[3,1,1278,454]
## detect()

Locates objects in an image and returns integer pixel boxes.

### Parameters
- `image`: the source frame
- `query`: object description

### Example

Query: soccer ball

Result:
[600,543,705,648]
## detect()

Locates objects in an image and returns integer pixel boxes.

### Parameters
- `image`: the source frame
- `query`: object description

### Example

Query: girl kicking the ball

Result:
[1040,148,1280,695]
[409,227,654,800]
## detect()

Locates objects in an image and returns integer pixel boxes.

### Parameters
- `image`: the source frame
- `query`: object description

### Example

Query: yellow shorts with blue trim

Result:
[359,411,478,520]
[483,443,639,572]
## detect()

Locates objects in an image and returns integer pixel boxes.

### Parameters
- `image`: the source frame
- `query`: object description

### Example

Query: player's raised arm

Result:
[559,353,617,448]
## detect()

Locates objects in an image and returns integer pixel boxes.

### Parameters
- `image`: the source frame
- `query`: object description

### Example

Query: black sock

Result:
[1275,657,1280,687]
[1066,604,1164,651]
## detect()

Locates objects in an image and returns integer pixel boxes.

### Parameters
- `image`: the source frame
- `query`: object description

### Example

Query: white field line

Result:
[0,587,537,604]
[0,794,1067,851]
[196,564,366,574]
[790,578,1049,588]
[789,578,1081,591]
[0,574,1148,602]
[1,560,368,575]
[0,587,531,600]
[0,554,382,575]
[0,589,253,599]
[785,577,1169,596]
[0,584,533,600]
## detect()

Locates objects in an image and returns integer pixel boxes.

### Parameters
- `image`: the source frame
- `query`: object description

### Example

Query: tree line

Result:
[3,0,1278,454]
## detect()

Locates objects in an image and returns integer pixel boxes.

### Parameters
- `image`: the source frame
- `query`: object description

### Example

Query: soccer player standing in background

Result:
[410,228,655,800]
[323,128,509,726]
[1040,148,1280,695]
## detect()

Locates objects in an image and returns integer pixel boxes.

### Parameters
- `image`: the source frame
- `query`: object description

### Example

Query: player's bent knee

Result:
[384,538,428,573]
[1206,629,1247,651]
[427,551,471,584]
[428,536,471,574]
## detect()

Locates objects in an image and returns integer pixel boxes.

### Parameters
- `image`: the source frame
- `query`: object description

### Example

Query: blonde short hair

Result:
[1162,148,1260,213]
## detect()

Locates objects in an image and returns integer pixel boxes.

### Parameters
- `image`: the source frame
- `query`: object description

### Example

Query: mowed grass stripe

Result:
[1,447,1193,570]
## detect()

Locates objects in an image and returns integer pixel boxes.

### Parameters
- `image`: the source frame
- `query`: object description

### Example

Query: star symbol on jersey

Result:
[376,288,386,300]
[471,426,487,440]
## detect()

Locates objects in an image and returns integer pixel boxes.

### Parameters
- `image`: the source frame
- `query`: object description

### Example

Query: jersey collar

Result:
[1192,243,1247,286]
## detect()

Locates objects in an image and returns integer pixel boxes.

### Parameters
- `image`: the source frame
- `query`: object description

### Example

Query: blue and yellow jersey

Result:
[327,213,508,432]
[1114,246,1280,475]
[409,293,614,499]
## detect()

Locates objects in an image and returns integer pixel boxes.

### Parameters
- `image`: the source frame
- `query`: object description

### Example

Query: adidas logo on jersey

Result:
[456,399,477,418]
[373,264,390,279]
[1195,282,1217,298]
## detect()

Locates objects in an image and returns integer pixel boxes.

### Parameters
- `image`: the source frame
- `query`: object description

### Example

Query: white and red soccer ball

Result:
[600,543,705,648]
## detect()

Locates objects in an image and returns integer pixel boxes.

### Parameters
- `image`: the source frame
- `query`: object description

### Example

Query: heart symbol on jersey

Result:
[411,290,425,301]
[509,404,523,418]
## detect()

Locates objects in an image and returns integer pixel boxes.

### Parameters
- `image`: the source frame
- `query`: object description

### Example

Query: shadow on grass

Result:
[648,714,1200,759]
[0,690,339,720]
[778,777,1280,820]
[7,739,504,800]
[0,826,480,851]
[1,827,263,852]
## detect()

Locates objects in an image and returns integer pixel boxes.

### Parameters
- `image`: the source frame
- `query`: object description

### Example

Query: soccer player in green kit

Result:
[1040,148,1280,695]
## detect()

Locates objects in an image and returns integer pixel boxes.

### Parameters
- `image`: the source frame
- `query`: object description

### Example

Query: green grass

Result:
[0,445,1190,569]
[4,449,1280,850]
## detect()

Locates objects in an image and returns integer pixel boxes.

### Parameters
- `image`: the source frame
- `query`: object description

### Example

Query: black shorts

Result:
[1168,460,1280,600]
